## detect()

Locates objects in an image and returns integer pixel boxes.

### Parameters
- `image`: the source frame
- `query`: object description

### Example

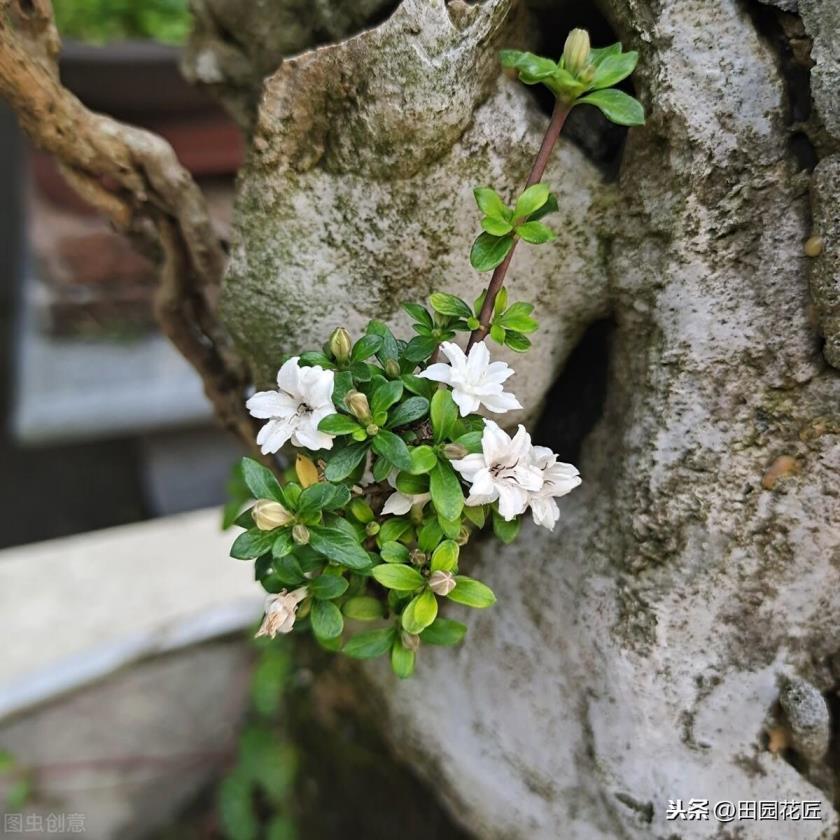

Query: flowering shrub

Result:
[229,29,643,677]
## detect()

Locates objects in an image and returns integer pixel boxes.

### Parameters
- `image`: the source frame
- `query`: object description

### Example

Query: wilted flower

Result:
[252,499,294,531]
[526,446,581,530]
[247,357,336,454]
[419,341,522,417]
[451,420,542,520]
[256,588,308,638]
[429,570,456,596]
[382,470,431,516]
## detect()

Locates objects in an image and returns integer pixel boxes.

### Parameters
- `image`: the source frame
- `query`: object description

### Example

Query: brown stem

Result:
[467,100,570,350]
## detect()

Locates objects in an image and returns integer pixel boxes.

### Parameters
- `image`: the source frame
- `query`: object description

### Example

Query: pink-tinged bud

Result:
[428,570,456,596]
[410,549,427,567]
[563,28,591,76]
[401,631,421,652]
[253,499,293,531]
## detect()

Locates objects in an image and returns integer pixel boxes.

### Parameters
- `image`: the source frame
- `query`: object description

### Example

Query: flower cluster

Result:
[228,289,580,678]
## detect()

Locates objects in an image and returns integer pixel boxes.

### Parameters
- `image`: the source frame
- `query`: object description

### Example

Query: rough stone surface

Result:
[183,0,398,128]
[221,0,607,427]
[219,0,840,837]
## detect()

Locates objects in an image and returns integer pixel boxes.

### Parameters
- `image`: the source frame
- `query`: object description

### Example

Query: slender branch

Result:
[0,0,270,465]
[467,100,570,350]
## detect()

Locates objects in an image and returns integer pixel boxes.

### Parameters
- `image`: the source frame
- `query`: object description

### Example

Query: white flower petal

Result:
[451,453,486,482]
[246,390,297,419]
[276,356,302,395]
[479,391,522,414]
[439,341,468,373]
[530,496,560,530]
[451,388,481,417]
[291,423,335,452]
[480,420,511,464]
[257,418,293,454]
[483,361,515,385]
[496,482,529,520]
[465,341,490,380]
[382,491,413,516]
[418,363,455,385]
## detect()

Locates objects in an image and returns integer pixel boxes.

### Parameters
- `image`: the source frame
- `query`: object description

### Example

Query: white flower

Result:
[526,446,581,530]
[246,357,336,454]
[381,470,431,516]
[255,587,308,638]
[451,419,542,520]
[419,341,522,417]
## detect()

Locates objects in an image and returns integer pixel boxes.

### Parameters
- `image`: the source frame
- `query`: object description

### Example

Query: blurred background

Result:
[0,3,470,838]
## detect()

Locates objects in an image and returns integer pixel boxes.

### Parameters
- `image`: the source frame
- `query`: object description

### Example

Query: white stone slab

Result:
[0,509,262,719]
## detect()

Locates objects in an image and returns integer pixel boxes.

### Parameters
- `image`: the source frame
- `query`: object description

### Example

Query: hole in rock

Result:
[533,318,614,463]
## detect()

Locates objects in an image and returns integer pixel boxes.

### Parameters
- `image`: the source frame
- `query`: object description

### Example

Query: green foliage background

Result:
[53,0,191,45]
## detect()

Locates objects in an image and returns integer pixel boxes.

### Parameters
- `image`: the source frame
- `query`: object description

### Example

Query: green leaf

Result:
[402,335,439,363]
[589,50,638,90]
[395,472,428,496]
[401,373,436,400]
[309,575,349,600]
[332,370,354,406]
[371,429,413,471]
[429,292,474,320]
[430,388,458,443]
[310,599,344,639]
[387,396,429,429]
[403,302,434,328]
[343,595,386,621]
[402,589,438,634]
[455,430,483,453]
[437,515,461,539]
[513,183,550,219]
[470,232,514,272]
[463,504,487,528]
[431,539,459,572]
[343,627,396,659]
[324,442,368,481]
[577,88,645,126]
[350,334,383,362]
[391,637,416,678]
[497,302,538,333]
[421,617,467,646]
[589,42,622,66]
[473,187,509,221]
[299,350,334,368]
[417,518,444,553]
[492,509,522,543]
[273,553,306,585]
[481,216,514,236]
[271,530,295,560]
[366,320,400,361]
[318,414,362,435]
[504,331,532,352]
[499,49,558,82]
[241,457,285,503]
[516,220,555,244]
[371,563,425,591]
[489,323,506,344]
[308,526,371,570]
[266,816,297,840]
[407,444,438,474]
[372,454,392,482]
[447,575,497,608]
[296,483,351,517]
[429,460,464,521]
[231,528,277,560]
[371,380,404,416]
[218,770,258,840]
[381,540,411,564]
[527,192,559,222]
[378,517,412,544]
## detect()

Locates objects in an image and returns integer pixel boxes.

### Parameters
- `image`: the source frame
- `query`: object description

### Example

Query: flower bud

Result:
[252,499,294,531]
[345,390,372,423]
[410,549,427,567]
[457,525,471,546]
[366,423,380,436]
[442,443,468,460]
[350,498,374,523]
[292,524,310,545]
[365,521,380,536]
[328,327,352,364]
[563,28,591,76]
[428,570,456,596]
[384,359,401,379]
[401,631,421,652]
